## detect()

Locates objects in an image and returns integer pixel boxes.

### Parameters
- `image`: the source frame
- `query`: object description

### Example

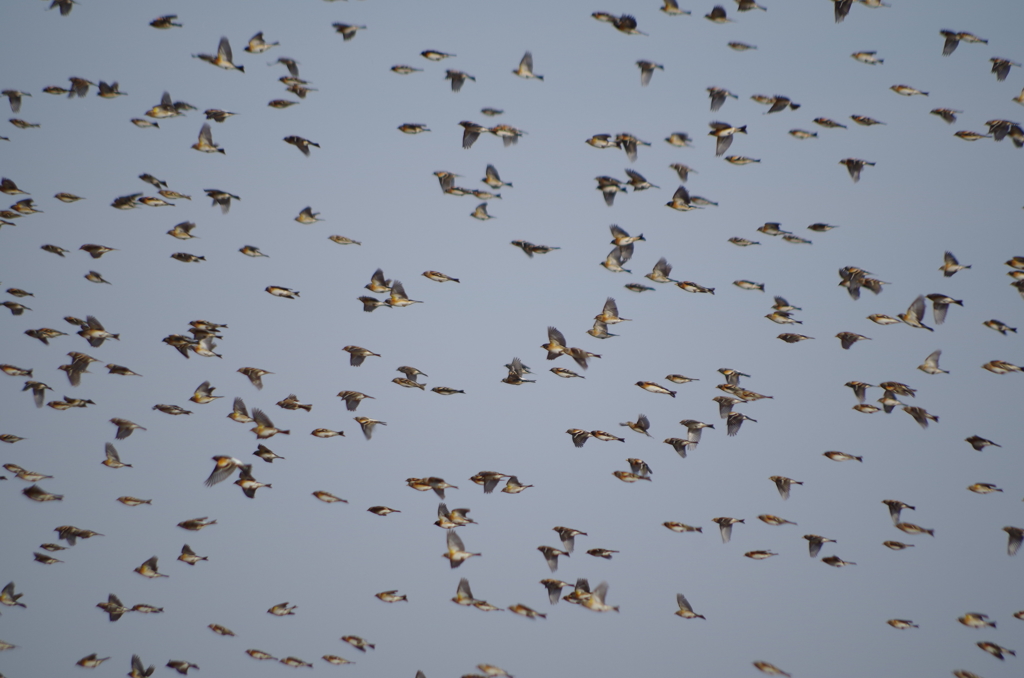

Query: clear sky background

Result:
[1,0,1022,676]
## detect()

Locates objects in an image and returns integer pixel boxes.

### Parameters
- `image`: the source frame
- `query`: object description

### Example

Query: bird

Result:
[620,414,652,437]
[110,418,146,440]
[836,332,870,350]
[839,158,875,183]
[709,122,747,156]
[990,58,1021,82]
[443,530,480,568]
[134,556,167,578]
[191,124,224,154]
[917,350,947,375]
[284,136,320,156]
[190,381,222,404]
[978,641,1016,660]
[128,654,156,678]
[503,357,535,385]
[891,85,927,96]
[753,662,791,677]
[238,367,273,390]
[926,293,962,325]
[636,381,676,397]
[705,5,733,22]
[1004,526,1023,556]
[540,579,572,605]
[343,345,380,367]
[178,545,207,565]
[899,295,933,331]
[727,412,756,436]
[713,517,744,543]
[251,408,290,439]
[313,490,347,503]
[939,251,970,276]
[446,70,476,92]
[583,581,619,612]
[770,476,803,500]
[502,475,533,494]
[385,281,422,307]
[178,517,216,531]
[205,457,247,486]
[355,416,386,440]
[538,546,569,572]
[513,51,543,79]
[332,23,366,40]
[244,31,278,53]
[0,582,25,608]
[637,60,663,86]
[193,37,244,72]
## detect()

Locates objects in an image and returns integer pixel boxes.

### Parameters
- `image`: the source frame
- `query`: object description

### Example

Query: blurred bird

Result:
[583,581,619,613]
[705,5,733,22]
[355,416,386,440]
[903,405,938,428]
[541,579,572,604]
[891,85,927,96]
[770,476,803,500]
[824,451,862,462]
[190,381,222,404]
[503,357,535,385]
[178,517,216,531]
[251,408,290,439]
[990,58,1020,82]
[753,662,791,677]
[193,37,244,72]
[178,544,207,565]
[978,641,1015,659]
[538,546,569,572]
[939,251,970,276]
[332,23,366,40]
[343,345,380,367]
[636,381,676,397]
[192,124,224,154]
[102,443,131,469]
[1004,526,1023,556]
[637,60,663,86]
[899,295,933,331]
[284,136,319,156]
[134,556,167,578]
[205,456,246,487]
[502,476,533,493]
[965,436,1000,451]
[313,491,347,503]
[926,293,962,325]
[111,418,146,440]
[245,31,278,53]
[128,654,156,678]
[917,350,947,374]
[96,594,128,621]
[727,412,756,436]
[713,517,744,543]
[444,530,480,568]
[513,51,543,80]
[839,158,875,182]
[446,70,476,92]
[709,122,747,156]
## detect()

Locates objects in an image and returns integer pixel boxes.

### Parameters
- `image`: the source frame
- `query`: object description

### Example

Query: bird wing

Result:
[447,529,465,552]
[252,408,273,428]
[218,36,233,62]
[520,51,533,73]
[205,459,237,487]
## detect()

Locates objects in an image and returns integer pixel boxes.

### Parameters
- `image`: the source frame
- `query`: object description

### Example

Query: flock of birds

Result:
[1,1,1022,677]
